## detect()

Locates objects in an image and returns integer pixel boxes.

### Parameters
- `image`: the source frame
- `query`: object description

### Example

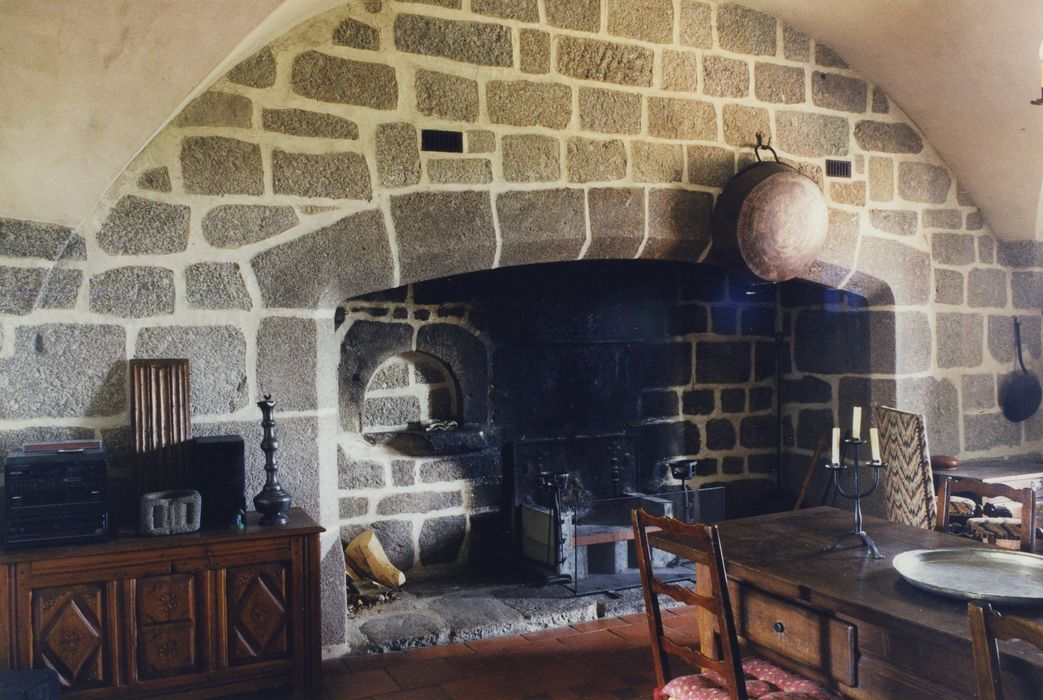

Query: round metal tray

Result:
[893,548,1043,606]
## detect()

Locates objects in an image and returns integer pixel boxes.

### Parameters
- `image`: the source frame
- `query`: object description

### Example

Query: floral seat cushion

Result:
[947,495,977,518]
[659,658,840,700]
[967,516,1021,542]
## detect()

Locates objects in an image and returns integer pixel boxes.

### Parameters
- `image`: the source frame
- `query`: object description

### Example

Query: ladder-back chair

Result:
[968,601,1043,700]
[631,508,839,700]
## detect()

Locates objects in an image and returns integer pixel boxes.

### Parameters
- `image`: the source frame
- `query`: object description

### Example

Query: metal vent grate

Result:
[825,159,852,178]
[421,129,464,153]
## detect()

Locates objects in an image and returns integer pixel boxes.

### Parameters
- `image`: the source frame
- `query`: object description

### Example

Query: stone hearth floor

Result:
[322,606,701,700]
[342,574,686,654]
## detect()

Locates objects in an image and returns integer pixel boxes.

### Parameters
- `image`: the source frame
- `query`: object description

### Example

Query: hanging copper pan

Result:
[711,135,828,282]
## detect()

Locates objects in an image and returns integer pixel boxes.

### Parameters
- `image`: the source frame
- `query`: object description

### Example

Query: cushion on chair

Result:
[875,406,937,530]
[659,657,840,700]
[967,516,1021,543]
[947,495,978,518]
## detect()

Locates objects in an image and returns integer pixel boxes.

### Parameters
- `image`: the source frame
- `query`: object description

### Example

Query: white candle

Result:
[851,406,862,439]
[1039,39,1043,87]
[831,427,841,464]
[869,428,881,462]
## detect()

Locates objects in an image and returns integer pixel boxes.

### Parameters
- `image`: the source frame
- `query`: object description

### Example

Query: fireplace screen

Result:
[510,436,725,594]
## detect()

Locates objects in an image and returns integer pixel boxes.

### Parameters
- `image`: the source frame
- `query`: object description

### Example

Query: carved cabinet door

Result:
[131,572,208,683]
[31,582,114,691]
[225,562,292,666]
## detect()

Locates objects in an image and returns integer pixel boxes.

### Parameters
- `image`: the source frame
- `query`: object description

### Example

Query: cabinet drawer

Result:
[733,586,857,687]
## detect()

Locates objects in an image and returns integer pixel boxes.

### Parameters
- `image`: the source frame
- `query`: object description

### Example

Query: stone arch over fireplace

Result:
[11,0,1015,650]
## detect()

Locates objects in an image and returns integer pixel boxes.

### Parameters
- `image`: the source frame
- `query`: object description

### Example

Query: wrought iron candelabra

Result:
[824,436,886,559]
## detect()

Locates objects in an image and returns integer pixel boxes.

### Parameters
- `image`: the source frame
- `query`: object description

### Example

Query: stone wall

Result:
[2,0,1042,652]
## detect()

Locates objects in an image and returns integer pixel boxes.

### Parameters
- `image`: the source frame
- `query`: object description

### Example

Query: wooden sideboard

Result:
[0,509,323,699]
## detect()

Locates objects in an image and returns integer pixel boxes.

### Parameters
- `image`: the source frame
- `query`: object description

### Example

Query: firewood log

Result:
[344,530,406,588]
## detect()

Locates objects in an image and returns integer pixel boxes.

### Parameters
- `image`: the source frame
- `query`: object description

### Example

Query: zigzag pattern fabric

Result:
[874,406,937,530]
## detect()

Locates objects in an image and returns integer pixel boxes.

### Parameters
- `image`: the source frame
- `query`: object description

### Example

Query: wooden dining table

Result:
[648,506,1043,699]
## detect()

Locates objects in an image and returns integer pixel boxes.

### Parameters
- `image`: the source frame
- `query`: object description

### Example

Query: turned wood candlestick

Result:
[253,394,292,526]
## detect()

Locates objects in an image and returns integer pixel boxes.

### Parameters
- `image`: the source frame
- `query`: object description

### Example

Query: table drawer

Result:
[733,585,857,687]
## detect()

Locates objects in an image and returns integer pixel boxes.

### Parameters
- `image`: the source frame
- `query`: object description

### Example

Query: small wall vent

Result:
[421,129,464,153]
[825,160,852,178]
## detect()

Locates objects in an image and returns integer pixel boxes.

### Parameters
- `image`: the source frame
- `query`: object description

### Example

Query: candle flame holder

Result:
[823,436,886,559]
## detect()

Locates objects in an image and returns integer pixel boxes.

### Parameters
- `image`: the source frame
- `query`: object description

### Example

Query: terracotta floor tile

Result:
[502,637,573,663]
[547,688,581,700]
[323,657,351,677]
[369,686,453,700]
[618,613,647,625]
[522,625,582,641]
[446,652,509,678]
[405,643,475,661]
[386,658,463,690]
[560,629,630,654]
[570,617,632,633]
[345,651,411,672]
[440,672,526,700]
[464,635,516,653]
[516,669,594,695]
[324,669,400,700]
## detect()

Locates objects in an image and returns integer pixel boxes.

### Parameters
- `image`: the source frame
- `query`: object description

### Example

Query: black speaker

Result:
[191,436,245,528]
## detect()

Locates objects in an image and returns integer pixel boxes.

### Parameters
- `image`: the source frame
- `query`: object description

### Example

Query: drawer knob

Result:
[773,621,785,635]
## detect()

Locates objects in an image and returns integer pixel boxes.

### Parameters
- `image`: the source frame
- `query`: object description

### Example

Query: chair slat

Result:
[650,579,715,610]
[661,636,725,676]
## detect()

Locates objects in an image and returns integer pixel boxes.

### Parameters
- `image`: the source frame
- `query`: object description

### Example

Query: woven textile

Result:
[659,658,840,699]
[874,406,937,530]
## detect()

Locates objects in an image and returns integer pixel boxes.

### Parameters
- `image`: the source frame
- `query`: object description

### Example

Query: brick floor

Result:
[323,614,662,700]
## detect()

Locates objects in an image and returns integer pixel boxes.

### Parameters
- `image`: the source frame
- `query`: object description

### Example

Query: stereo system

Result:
[2,448,108,549]
[1,436,249,550]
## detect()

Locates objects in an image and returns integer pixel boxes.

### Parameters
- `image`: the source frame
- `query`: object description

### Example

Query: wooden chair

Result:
[968,601,1043,700]
[874,406,937,530]
[631,509,838,700]
[938,477,1037,552]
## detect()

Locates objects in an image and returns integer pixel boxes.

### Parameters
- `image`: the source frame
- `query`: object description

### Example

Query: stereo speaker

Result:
[191,436,245,528]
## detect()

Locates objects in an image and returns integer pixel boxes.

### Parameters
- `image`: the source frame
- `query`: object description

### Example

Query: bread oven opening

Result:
[362,353,460,434]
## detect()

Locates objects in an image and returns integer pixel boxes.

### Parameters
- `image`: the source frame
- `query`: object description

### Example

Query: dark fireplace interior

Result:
[335,259,876,594]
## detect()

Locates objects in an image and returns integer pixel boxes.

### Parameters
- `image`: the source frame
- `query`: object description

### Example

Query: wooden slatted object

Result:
[130,359,192,498]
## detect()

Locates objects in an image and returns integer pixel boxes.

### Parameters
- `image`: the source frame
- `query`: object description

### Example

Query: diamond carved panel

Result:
[227,563,290,665]
[33,584,108,689]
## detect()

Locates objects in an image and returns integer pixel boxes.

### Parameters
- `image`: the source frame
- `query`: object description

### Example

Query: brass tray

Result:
[893,549,1043,606]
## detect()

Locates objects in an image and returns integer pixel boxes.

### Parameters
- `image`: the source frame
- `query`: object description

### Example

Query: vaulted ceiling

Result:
[2,0,1041,239]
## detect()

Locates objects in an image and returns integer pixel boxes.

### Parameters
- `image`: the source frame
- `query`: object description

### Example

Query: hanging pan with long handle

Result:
[1001,317,1041,422]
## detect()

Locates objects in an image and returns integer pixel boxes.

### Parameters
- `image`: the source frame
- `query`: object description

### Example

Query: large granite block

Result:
[136,325,248,414]
[0,324,126,419]
[252,210,393,308]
